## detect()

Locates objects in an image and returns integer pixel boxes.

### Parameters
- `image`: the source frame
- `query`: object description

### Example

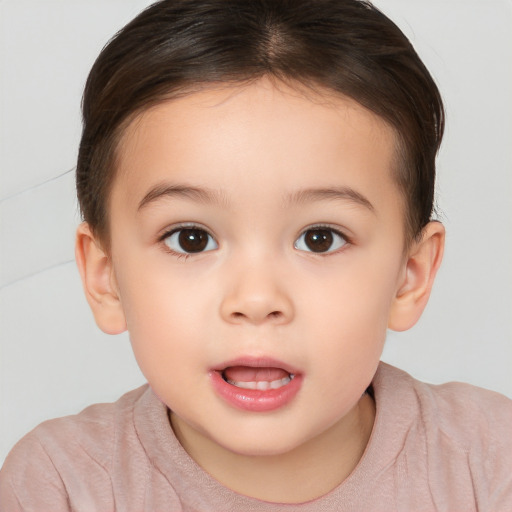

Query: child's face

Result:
[107,80,408,457]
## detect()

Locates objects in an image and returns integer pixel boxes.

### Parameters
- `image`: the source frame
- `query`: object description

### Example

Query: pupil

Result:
[305,229,333,252]
[178,229,208,253]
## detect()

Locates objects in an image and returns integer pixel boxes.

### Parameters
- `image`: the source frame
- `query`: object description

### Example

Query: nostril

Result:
[229,310,283,322]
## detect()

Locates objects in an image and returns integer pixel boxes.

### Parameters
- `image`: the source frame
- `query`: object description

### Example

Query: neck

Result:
[170,393,375,503]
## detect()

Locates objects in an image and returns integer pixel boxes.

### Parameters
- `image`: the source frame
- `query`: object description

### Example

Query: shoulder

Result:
[402,366,511,450]
[430,380,512,430]
[19,385,149,465]
[0,385,149,511]
[374,363,512,510]
[376,362,512,442]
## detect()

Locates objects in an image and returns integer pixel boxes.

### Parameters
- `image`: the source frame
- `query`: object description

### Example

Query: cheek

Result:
[306,252,400,321]
[299,251,402,359]
[113,257,210,377]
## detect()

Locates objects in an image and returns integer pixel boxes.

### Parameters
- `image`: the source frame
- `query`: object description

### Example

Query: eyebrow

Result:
[137,182,375,214]
[286,187,375,213]
[137,183,227,211]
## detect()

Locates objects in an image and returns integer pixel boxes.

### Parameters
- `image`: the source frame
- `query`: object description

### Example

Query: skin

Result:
[76,79,444,503]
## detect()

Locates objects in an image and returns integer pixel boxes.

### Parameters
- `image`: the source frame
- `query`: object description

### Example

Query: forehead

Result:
[112,79,400,213]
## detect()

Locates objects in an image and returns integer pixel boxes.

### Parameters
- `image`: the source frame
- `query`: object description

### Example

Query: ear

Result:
[75,222,127,335]
[388,221,445,332]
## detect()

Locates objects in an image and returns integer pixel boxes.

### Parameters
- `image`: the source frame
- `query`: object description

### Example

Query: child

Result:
[1,0,511,510]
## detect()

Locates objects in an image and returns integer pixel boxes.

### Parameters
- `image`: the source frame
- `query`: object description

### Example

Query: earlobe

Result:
[75,223,127,335]
[388,221,445,332]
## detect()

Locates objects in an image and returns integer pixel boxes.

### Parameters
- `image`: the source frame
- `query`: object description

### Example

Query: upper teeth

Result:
[227,374,294,390]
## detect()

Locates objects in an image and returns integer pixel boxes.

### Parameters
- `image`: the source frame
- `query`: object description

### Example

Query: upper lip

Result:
[212,356,300,376]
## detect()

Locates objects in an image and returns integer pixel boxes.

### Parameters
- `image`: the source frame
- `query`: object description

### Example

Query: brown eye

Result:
[164,227,218,254]
[294,228,347,253]
[305,230,333,252]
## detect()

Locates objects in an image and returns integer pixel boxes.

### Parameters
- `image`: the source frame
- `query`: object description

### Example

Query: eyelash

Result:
[159,223,218,259]
[294,224,350,255]
[158,223,351,258]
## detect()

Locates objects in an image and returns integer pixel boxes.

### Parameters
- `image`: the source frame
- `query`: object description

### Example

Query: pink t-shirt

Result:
[1,362,511,511]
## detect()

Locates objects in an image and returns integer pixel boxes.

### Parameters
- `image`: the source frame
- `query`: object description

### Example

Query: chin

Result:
[213,430,311,458]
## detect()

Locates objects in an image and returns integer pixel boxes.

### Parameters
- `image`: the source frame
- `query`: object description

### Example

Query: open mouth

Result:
[221,366,295,391]
[211,359,302,412]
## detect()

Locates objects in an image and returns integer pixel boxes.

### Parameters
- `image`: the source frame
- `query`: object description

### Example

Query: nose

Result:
[219,259,294,326]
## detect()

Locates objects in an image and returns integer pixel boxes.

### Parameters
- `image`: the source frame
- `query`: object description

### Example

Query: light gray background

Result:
[1,0,511,465]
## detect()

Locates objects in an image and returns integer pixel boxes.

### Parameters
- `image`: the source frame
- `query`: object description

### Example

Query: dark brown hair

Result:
[76,0,444,247]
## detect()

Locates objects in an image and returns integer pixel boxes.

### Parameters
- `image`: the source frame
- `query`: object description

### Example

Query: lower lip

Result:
[209,371,303,412]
